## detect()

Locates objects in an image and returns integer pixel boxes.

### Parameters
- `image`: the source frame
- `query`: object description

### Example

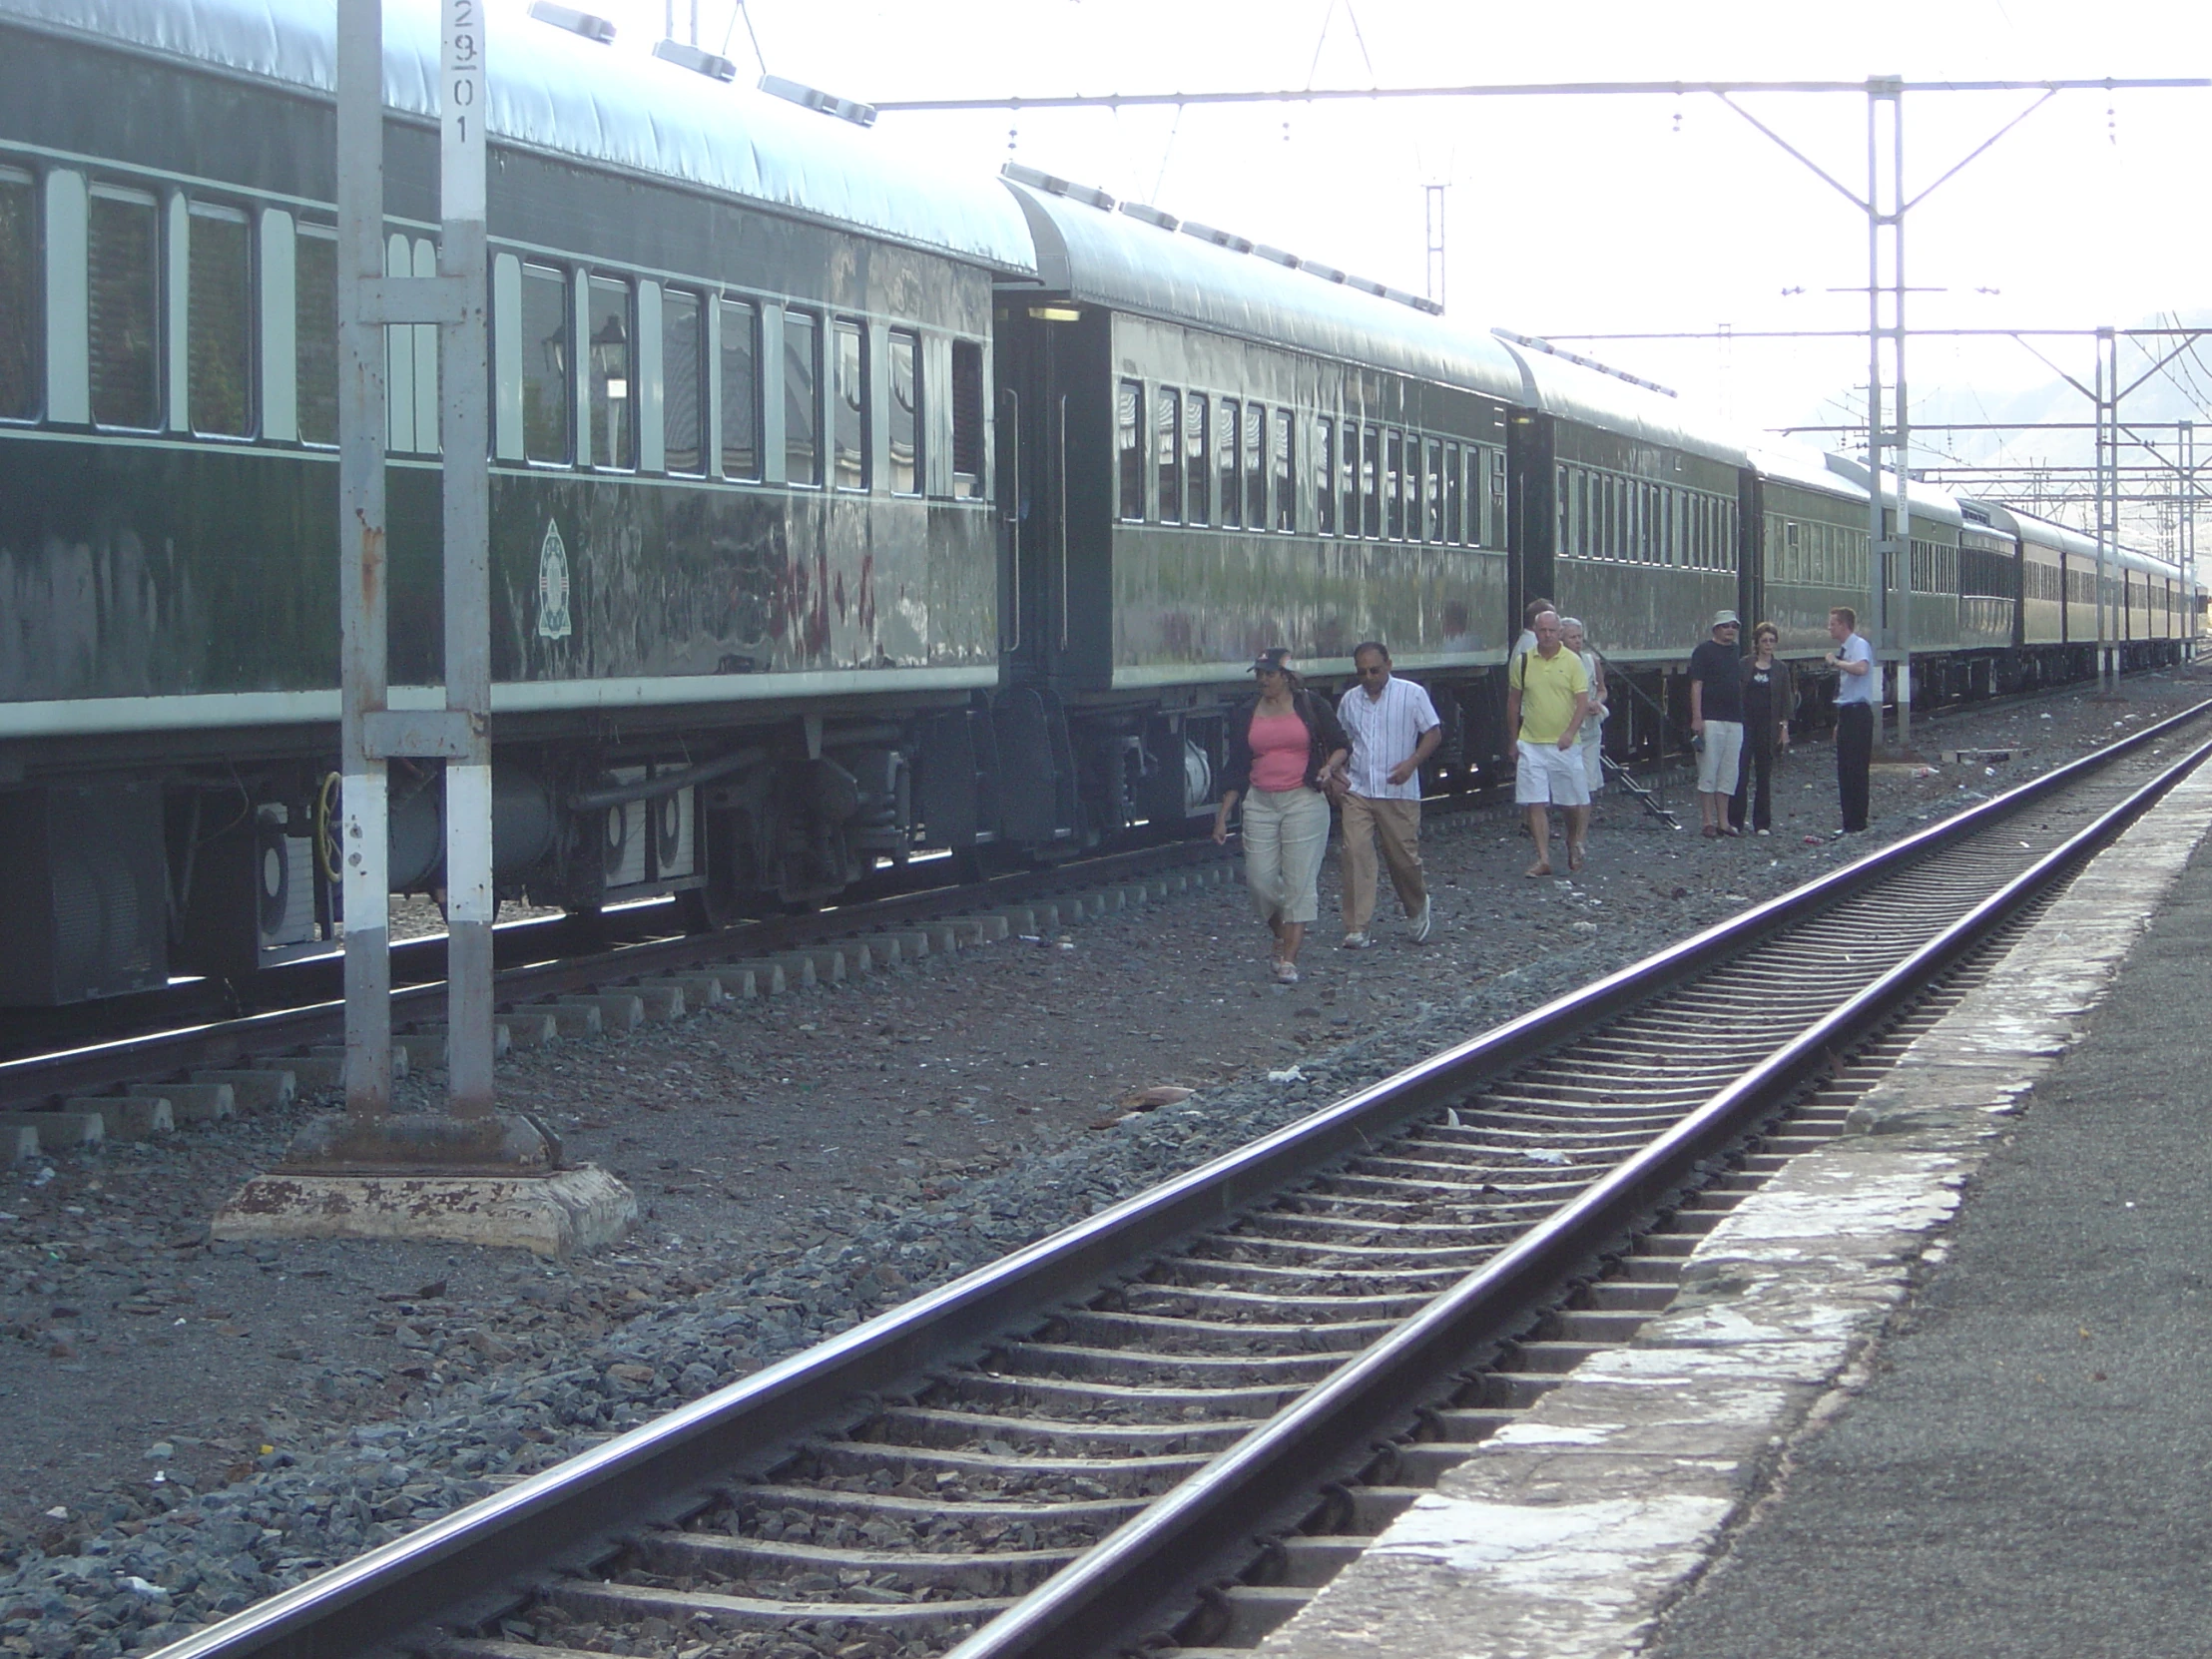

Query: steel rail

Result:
[142,698,2212,1659]
[945,723,2212,1659]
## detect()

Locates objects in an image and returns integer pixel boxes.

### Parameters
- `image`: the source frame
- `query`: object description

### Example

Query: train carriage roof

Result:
[1820,455,1965,530]
[1005,179,1527,405]
[1749,444,1869,504]
[0,0,1039,272]
[1497,344,1749,469]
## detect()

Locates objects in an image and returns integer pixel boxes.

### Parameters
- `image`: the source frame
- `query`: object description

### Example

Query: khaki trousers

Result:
[1339,794,1425,934]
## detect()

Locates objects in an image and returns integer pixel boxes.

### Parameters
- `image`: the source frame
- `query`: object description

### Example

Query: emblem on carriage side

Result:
[537,519,572,640]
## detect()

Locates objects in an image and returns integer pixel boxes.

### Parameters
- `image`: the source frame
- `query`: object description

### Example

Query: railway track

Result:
[0,838,1241,1116]
[144,698,2212,1659]
[4,669,2177,1095]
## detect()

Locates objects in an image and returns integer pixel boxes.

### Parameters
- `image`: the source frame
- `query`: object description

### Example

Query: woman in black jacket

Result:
[1729,622,1796,835]
[1214,649,1351,985]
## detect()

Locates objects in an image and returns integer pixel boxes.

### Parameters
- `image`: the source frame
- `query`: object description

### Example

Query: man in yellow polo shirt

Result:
[1505,609,1591,876]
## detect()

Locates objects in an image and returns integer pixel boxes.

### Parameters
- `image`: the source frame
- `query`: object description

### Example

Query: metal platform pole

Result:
[1865,78,1907,748]
[439,0,495,1114]
[1888,86,1913,750]
[337,0,392,1117]
[1424,184,1446,312]
[2096,326,2117,688]
[2182,420,2197,662]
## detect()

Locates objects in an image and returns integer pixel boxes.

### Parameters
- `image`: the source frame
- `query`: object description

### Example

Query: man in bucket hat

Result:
[1688,610,1746,838]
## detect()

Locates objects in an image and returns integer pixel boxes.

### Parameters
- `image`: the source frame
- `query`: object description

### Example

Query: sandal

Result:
[1272,959,1301,985]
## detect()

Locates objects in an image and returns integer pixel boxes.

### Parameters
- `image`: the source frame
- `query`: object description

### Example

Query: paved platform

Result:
[1258,760,2212,1659]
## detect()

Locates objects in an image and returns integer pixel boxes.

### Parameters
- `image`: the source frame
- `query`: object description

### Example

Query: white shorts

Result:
[1578,728,1604,795]
[1516,739,1592,808]
[1696,721,1745,795]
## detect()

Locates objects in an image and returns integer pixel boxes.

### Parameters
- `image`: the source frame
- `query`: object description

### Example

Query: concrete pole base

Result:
[211,1164,635,1258]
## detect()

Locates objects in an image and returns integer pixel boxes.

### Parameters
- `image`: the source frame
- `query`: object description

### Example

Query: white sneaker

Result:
[1340,931,1372,950]
[1407,898,1432,943]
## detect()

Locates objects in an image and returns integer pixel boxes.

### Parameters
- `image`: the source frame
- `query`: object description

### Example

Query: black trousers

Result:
[1836,702,1874,831]
[1729,738,1776,831]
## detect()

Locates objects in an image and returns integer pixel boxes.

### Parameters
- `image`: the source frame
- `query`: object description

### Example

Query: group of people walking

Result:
[1214,604,1880,983]
[1213,643,1437,985]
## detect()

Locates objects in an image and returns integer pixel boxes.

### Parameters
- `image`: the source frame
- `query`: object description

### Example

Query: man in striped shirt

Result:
[1334,643,1442,948]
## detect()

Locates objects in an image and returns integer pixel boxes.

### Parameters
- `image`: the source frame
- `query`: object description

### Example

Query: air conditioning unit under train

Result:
[384,762,701,910]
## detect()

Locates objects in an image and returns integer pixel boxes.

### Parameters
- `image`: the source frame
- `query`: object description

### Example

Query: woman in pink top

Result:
[1214,650,1352,984]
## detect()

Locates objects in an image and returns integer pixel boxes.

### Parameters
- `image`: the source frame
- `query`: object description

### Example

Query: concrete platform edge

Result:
[1257,764,2212,1659]
[210,1164,637,1260]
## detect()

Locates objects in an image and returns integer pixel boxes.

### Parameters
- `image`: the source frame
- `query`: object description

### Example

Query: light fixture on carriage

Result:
[591,312,630,405]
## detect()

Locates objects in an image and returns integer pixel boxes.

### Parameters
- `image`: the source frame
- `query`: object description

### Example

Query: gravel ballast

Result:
[0,678,2202,1656]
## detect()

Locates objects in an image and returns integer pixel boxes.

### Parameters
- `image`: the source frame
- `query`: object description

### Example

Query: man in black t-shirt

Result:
[1688,611,1745,838]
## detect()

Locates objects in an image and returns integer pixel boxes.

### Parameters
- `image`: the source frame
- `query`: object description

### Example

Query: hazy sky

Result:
[579,0,2210,534]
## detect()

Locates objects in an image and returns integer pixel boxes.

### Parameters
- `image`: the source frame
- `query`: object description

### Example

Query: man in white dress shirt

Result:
[1334,642,1442,948]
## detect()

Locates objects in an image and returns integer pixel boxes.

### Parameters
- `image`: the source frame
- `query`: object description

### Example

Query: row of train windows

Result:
[1768,518,1871,590]
[1958,545,2016,601]
[2039,566,2153,606]
[1558,463,1736,571]
[0,168,987,495]
[510,263,979,491]
[1115,380,1508,548]
[2021,561,2131,606]
[0,169,260,432]
[1906,540,1955,598]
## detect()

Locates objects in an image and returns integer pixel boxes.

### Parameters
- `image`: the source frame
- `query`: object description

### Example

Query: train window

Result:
[1156,384,1182,524]
[833,317,866,491]
[1185,391,1209,525]
[1218,397,1242,527]
[888,329,919,495]
[1383,430,1404,540]
[1117,378,1143,520]
[784,307,820,486]
[587,276,633,469]
[1361,425,1381,538]
[1404,435,1425,542]
[1644,484,1659,565]
[88,186,160,429]
[1245,403,1267,530]
[1316,417,1336,536]
[1339,418,1358,537]
[520,263,569,463]
[1444,443,1461,544]
[0,170,38,420]
[186,204,252,438]
[950,338,985,497]
[1420,441,1440,542]
[718,296,760,480]
[1274,415,1294,532]
[662,288,703,475]
[1472,450,1491,550]
[1488,449,1507,549]
[294,227,337,447]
